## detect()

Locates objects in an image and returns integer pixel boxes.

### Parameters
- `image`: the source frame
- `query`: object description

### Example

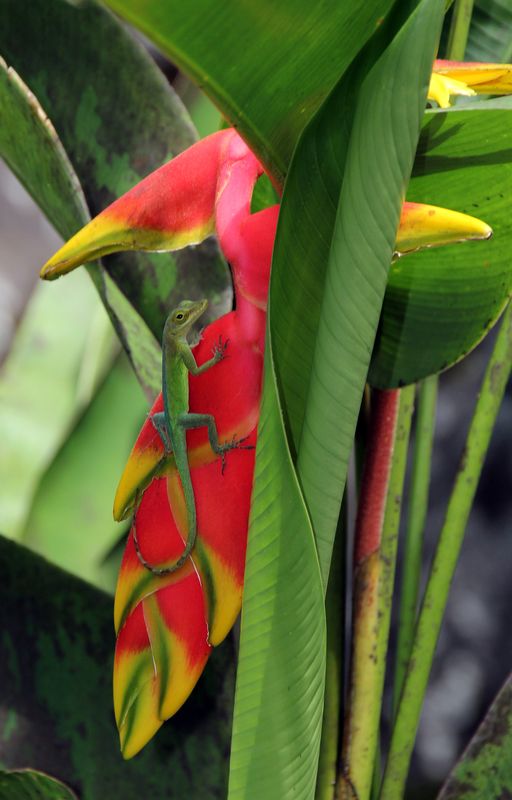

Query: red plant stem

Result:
[354,389,401,566]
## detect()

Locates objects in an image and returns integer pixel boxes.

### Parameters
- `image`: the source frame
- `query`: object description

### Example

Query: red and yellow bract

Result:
[107,130,277,757]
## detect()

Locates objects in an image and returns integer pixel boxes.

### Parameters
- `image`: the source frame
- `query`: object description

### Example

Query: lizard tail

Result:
[133,448,197,576]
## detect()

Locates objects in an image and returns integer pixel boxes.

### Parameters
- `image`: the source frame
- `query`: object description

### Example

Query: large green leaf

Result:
[270,0,444,587]
[0,535,234,799]
[22,355,146,591]
[437,671,512,799]
[0,770,77,800]
[370,98,512,387]
[228,353,326,800]
[0,0,230,341]
[229,4,444,798]
[101,0,397,183]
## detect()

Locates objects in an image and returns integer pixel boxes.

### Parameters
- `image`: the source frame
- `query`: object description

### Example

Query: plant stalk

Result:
[392,376,437,718]
[446,0,474,61]
[380,302,512,800]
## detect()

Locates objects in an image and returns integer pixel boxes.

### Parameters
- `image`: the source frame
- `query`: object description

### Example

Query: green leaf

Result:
[0,56,120,540]
[0,535,234,799]
[271,0,445,587]
[437,671,512,799]
[0,55,88,240]
[100,0,398,183]
[0,0,230,341]
[0,55,157,548]
[21,355,147,591]
[229,349,326,800]
[466,0,512,62]
[0,770,77,800]
[251,174,280,215]
[370,99,512,388]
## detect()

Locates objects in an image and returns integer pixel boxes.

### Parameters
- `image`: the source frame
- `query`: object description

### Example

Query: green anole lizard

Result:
[133,298,253,575]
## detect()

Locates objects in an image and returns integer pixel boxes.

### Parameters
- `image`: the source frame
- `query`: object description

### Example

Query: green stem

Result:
[392,377,437,719]
[316,502,346,800]
[380,302,512,800]
[446,0,475,61]
[371,745,382,800]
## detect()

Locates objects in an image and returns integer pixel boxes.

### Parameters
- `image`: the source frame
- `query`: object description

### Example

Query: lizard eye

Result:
[176,312,185,320]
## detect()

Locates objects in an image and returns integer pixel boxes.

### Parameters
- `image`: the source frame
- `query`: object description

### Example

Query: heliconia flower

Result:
[41,128,492,758]
[429,58,512,108]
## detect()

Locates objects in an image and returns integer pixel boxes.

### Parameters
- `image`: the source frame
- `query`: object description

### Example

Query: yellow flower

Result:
[429,59,512,108]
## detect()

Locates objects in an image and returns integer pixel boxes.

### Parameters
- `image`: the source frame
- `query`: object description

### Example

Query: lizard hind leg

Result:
[178,412,254,473]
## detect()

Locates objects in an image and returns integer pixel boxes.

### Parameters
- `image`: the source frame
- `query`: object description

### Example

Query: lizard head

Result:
[167,298,208,336]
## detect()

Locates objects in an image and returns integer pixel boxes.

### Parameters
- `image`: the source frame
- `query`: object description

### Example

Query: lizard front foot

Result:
[212,334,230,362]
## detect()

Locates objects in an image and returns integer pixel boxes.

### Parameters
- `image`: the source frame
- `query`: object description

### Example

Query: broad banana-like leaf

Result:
[0,59,119,540]
[370,98,512,387]
[268,0,446,587]
[0,534,233,799]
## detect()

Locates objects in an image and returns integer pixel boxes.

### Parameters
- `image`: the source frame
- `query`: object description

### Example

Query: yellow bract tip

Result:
[118,698,163,760]
[40,215,131,279]
[396,203,492,257]
[113,447,170,522]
